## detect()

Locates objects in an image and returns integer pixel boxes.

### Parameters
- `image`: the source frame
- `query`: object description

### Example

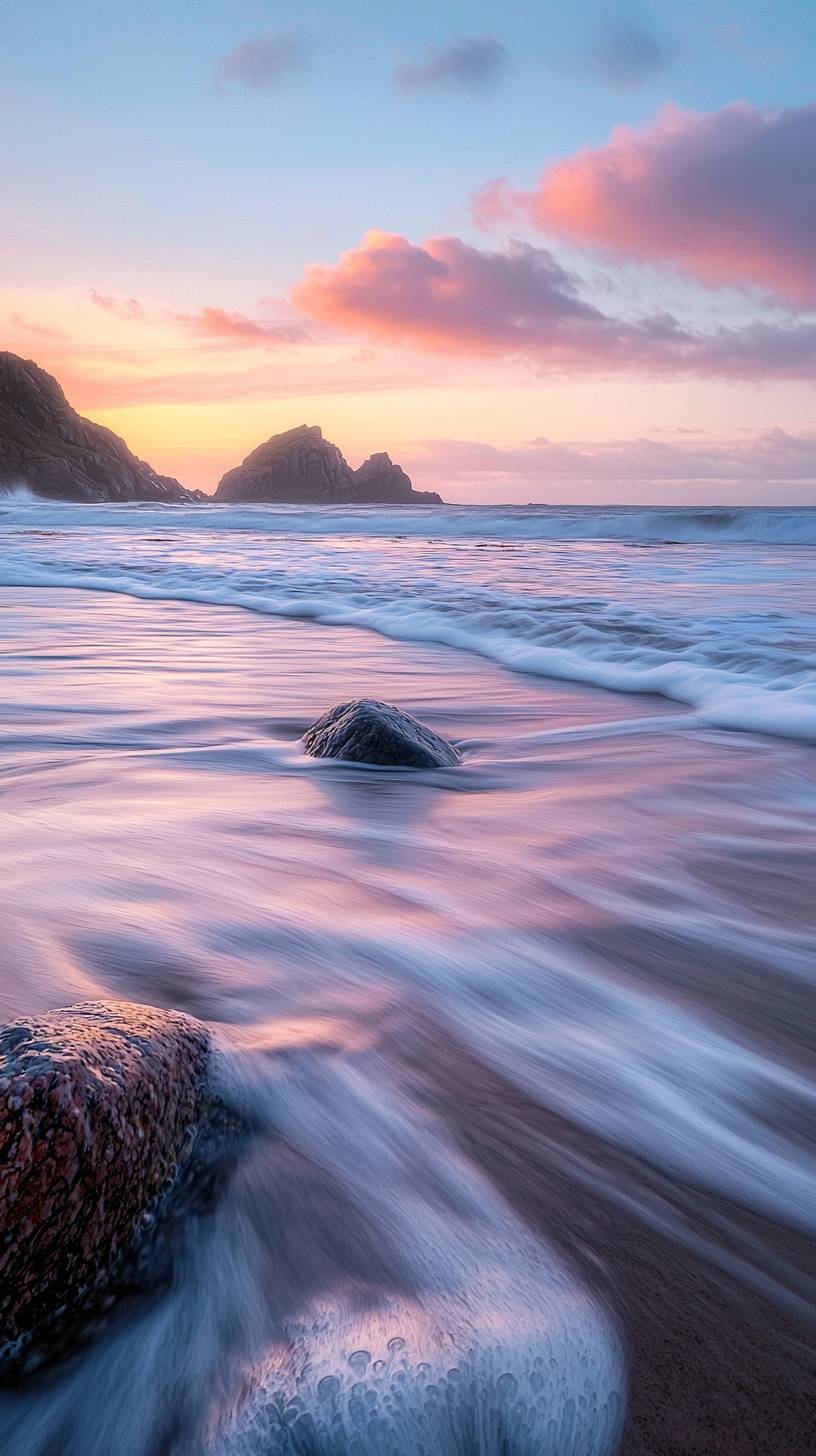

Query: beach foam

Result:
[0,582,812,1455]
[0,500,813,741]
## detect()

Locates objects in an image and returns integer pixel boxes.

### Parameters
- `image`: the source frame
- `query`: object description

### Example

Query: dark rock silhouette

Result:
[0,353,201,502]
[303,699,459,768]
[354,451,441,504]
[0,1000,210,1351]
[0,355,442,505]
[215,424,355,503]
[214,425,442,504]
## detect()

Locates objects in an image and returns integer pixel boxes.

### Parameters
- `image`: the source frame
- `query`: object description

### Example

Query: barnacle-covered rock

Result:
[0,999,210,1352]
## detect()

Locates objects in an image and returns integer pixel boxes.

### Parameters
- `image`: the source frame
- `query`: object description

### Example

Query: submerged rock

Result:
[0,999,210,1353]
[0,352,200,502]
[303,699,459,768]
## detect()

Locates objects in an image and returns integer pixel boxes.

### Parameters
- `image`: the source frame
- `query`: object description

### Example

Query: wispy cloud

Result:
[409,428,816,484]
[89,291,309,346]
[11,314,70,341]
[472,101,816,305]
[293,228,816,379]
[170,307,309,344]
[212,31,309,94]
[90,291,145,322]
[394,35,509,93]
[590,18,673,89]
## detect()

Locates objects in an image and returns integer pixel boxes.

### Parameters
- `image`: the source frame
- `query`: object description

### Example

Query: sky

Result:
[3,0,816,501]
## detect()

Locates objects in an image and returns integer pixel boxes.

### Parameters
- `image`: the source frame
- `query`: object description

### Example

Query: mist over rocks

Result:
[0,999,210,1355]
[214,424,442,504]
[304,698,460,768]
[0,353,202,503]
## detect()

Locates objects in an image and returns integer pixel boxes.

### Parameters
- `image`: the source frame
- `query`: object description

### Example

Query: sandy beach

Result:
[0,537,813,1453]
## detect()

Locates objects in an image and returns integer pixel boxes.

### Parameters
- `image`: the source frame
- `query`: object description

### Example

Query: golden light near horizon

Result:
[6,277,816,502]
[0,6,814,1456]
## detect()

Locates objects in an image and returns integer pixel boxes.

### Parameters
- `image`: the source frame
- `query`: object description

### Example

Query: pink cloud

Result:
[293,230,614,356]
[292,228,816,378]
[474,102,816,304]
[51,346,451,409]
[90,290,308,346]
[408,428,816,483]
[404,429,816,504]
[11,314,69,341]
[171,306,309,344]
[90,290,146,321]
[470,178,517,231]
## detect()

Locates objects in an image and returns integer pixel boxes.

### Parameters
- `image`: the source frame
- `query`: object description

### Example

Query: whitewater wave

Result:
[0,494,815,544]
[0,483,37,503]
[2,554,814,742]
[1,496,814,743]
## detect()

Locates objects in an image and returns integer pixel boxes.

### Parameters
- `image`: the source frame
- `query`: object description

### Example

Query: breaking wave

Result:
[0,495,815,544]
[0,498,814,742]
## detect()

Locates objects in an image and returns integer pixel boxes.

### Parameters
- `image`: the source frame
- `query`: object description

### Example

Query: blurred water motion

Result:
[0,581,813,1455]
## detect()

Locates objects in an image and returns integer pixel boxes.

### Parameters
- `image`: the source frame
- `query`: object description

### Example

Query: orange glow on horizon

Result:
[5,284,816,502]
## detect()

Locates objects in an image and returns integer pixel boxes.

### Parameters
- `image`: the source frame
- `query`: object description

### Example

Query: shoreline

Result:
[388,1008,816,1456]
[0,586,813,1454]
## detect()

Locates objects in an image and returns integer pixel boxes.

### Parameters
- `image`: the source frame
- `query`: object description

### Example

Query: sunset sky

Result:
[4,0,816,501]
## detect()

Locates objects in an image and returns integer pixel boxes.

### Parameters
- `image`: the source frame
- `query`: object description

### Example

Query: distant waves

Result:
[1,494,816,544]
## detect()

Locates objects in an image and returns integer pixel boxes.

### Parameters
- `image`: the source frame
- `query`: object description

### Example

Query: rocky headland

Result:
[0,353,202,503]
[0,355,443,505]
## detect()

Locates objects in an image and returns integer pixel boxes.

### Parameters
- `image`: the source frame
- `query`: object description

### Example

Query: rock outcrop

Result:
[0,355,442,505]
[215,424,355,504]
[214,426,442,505]
[303,699,459,768]
[0,1000,210,1352]
[354,452,441,505]
[0,353,200,503]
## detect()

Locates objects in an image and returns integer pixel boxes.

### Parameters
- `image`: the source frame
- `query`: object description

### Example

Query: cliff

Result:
[0,353,200,503]
[0,357,443,506]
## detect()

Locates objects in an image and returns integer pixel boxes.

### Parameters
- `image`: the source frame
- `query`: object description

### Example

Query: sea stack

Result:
[354,452,441,505]
[214,426,442,505]
[0,352,201,503]
[215,425,355,504]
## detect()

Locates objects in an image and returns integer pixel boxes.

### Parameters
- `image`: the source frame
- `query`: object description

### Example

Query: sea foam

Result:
[208,1042,624,1455]
[2,495,815,543]
[1,500,813,741]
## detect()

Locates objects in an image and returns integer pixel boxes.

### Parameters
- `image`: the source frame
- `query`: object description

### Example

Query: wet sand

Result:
[389,1009,816,1456]
[0,588,814,1455]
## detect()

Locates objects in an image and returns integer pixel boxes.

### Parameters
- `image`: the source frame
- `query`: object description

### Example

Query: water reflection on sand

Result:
[0,588,813,1456]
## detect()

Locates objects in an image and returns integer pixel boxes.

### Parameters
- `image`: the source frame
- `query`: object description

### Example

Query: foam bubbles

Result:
[1,501,813,742]
[208,1044,624,1455]
[215,1296,623,1456]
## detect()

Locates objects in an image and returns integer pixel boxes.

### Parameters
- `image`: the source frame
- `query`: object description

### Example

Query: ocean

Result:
[0,495,813,1455]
